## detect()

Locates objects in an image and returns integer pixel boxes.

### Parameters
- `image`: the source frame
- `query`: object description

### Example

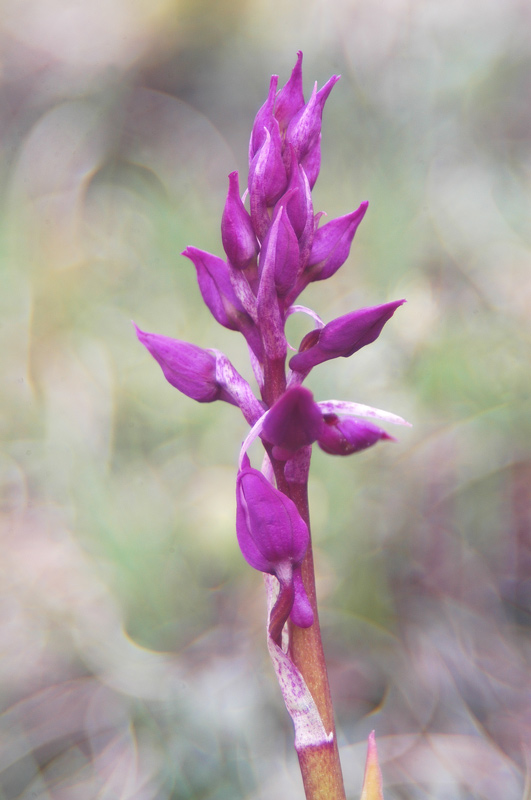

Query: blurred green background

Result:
[1,0,530,797]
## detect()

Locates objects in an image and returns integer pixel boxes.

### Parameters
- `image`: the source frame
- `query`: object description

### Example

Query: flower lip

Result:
[261,386,323,459]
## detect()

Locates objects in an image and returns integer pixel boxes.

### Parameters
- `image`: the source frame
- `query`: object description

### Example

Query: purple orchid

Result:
[261,386,323,460]
[289,299,405,375]
[137,52,408,800]
[318,414,396,456]
[236,455,313,642]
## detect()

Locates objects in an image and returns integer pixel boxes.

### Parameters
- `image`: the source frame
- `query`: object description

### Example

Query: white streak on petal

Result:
[317,400,412,427]
[286,305,325,328]
[239,410,268,468]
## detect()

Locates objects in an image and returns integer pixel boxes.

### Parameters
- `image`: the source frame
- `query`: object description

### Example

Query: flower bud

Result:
[236,457,314,639]
[249,74,278,161]
[317,414,395,456]
[262,386,323,460]
[289,300,405,374]
[134,324,228,403]
[256,210,288,361]
[274,51,304,132]
[249,125,287,239]
[306,202,368,282]
[275,146,313,242]
[236,458,310,572]
[221,171,258,270]
[260,204,300,297]
[182,246,247,331]
[360,731,384,800]
[286,75,339,162]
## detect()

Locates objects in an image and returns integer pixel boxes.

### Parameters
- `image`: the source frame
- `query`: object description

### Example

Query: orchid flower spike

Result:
[136,52,408,798]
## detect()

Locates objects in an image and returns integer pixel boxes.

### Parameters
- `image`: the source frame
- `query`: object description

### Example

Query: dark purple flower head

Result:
[317,414,395,456]
[262,386,323,460]
[289,299,405,374]
[134,324,228,403]
[221,171,258,270]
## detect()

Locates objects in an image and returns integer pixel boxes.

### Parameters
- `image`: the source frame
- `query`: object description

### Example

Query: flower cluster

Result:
[135,52,406,644]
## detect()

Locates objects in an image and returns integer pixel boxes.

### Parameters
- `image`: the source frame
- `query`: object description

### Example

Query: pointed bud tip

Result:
[133,321,146,341]
[381,432,397,442]
[360,731,384,800]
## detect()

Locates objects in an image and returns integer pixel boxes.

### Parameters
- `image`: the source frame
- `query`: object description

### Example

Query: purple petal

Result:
[317,414,395,456]
[182,246,244,331]
[300,136,322,190]
[262,386,323,458]
[274,51,305,131]
[221,171,258,270]
[249,74,278,161]
[275,146,314,242]
[319,299,405,356]
[249,125,287,239]
[306,202,368,282]
[260,204,300,297]
[134,324,222,403]
[256,210,288,361]
[289,300,405,373]
[236,463,310,570]
[286,75,340,162]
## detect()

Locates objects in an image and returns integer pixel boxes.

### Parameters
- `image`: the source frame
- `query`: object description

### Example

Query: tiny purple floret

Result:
[262,386,323,460]
[290,300,405,374]
[134,324,228,403]
[317,414,395,456]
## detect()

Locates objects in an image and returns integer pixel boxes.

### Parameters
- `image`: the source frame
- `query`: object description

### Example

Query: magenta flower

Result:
[260,204,300,297]
[289,300,405,374]
[137,53,409,797]
[134,324,227,403]
[221,171,259,270]
[182,246,246,331]
[134,324,264,424]
[262,386,323,460]
[305,202,369,282]
[317,414,395,456]
[236,457,313,641]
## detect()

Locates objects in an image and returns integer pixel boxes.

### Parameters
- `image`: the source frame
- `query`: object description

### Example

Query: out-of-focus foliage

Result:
[1,0,530,798]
